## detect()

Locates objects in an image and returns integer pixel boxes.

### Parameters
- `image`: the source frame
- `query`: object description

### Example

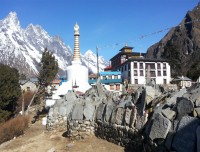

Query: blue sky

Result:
[0,0,199,60]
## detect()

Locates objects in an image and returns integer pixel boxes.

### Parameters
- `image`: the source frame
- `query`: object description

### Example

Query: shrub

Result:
[0,116,29,144]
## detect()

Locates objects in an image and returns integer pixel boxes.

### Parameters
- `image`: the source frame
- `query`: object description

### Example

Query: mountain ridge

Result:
[0,12,108,77]
[146,3,200,80]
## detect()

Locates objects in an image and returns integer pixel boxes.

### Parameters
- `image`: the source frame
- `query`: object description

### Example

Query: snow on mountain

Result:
[81,50,109,73]
[0,12,108,77]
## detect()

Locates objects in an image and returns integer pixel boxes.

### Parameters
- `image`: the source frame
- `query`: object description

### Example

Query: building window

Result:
[125,65,127,71]
[146,63,155,69]
[150,71,156,77]
[163,71,167,76]
[157,63,161,69]
[140,70,144,76]
[108,75,112,79]
[135,79,138,84]
[121,67,123,72]
[134,70,138,76]
[134,62,137,69]
[163,63,166,69]
[128,63,130,70]
[102,76,106,80]
[157,71,161,76]
[140,63,143,69]
[110,85,114,90]
[27,87,30,91]
[114,75,118,79]
[116,84,120,90]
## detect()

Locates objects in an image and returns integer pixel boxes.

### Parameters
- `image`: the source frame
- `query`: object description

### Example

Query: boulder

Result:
[166,88,187,106]
[64,91,77,102]
[161,107,176,120]
[125,108,132,125]
[149,113,171,140]
[83,102,95,121]
[71,103,83,120]
[177,97,194,117]
[115,108,124,125]
[105,104,114,122]
[172,116,200,152]
[111,106,117,124]
[96,103,106,121]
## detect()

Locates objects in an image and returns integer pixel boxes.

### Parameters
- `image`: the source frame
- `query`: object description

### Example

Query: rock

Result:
[96,103,106,121]
[172,116,200,152]
[136,89,146,116]
[195,97,200,107]
[149,113,171,140]
[59,106,67,116]
[125,108,132,125]
[48,107,53,117]
[130,106,137,128]
[65,91,77,102]
[65,102,75,117]
[166,88,187,106]
[83,102,95,121]
[161,108,176,120]
[47,147,55,152]
[111,106,117,124]
[145,86,161,105]
[115,108,124,125]
[197,126,200,152]
[105,104,114,122]
[195,107,200,117]
[71,103,83,120]
[177,97,194,117]
[164,132,175,150]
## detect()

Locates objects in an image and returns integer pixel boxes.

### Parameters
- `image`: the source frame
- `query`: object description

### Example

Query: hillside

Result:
[146,3,200,80]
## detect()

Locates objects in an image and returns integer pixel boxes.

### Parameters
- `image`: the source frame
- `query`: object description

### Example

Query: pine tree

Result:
[0,64,21,122]
[38,48,59,87]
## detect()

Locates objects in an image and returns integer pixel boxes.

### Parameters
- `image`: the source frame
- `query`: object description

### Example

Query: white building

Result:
[110,46,171,85]
[119,58,171,85]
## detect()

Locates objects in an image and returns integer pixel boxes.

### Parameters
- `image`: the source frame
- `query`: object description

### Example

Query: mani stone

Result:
[96,103,106,120]
[111,107,117,124]
[83,102,95,121]
[195,96,200,107]
[71,103,83,120]
[115,108,124,125]
[105,104,114,122]
[172,116,200,152]
[64,102,75,117]
[166,88,187,106]
[197,126,200,152]
[177,97,194,116]
[161,108,176,120]
[125,108,132,125]
[149,113,171,141]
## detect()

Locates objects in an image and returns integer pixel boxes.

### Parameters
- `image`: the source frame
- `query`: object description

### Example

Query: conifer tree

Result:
[38,48,59,87]
[0,64,21,122]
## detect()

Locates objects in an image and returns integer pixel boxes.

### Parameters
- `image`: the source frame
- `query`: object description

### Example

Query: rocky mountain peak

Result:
[1,12,20,30]
[146,3,200,80]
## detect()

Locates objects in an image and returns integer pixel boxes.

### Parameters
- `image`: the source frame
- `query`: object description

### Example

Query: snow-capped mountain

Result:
[82,50,109,73]
[0,12,108,77]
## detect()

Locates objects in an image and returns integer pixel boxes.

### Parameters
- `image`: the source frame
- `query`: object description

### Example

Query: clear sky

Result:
[0,0,199,60]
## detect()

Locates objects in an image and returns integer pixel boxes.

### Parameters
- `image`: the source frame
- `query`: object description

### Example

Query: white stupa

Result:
[52,23,91,99]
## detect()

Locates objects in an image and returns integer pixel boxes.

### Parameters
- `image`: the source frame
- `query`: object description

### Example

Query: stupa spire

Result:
[73,23,81,63]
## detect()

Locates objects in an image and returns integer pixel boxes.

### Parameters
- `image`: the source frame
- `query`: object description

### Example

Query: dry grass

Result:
[16,91,35,113]
[0,116,29,144]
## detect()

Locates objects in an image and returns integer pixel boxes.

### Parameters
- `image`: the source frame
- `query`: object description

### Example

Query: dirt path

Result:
[0,118,125,152]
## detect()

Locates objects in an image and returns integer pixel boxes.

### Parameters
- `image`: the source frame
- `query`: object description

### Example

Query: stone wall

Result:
[47,83,200,151]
